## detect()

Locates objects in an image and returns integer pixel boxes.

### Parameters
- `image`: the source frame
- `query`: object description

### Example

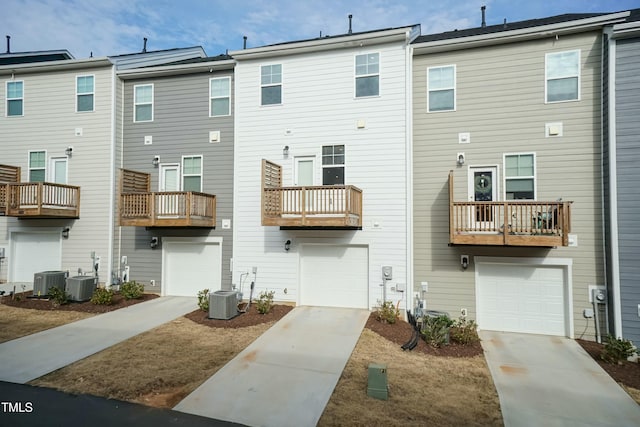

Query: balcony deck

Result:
[119,169,216,228]
[448,171,572,247]
[261,160,362,228]
[1,182,80,219]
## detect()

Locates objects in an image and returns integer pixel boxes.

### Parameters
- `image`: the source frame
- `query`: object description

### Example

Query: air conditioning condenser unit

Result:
[66,276,98,302]
[33,271,66,297]
[209,290,239,320]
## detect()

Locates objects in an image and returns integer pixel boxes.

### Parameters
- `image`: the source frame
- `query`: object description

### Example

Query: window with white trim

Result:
[322,145,345,185]
[261,64,282,105]
[76,75,94,112]
[210,77,230,116]
[546,50,580,103]
[6,81,24,116]
[427,65,455,112]
[355,53,379,97]
[182,155,202,192]
[134,84,153,122]
[29,150,46,182]
[504,153,535,200]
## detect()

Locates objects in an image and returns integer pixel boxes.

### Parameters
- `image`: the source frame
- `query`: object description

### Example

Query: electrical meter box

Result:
[367,363,388,400]
[382,266,392,280]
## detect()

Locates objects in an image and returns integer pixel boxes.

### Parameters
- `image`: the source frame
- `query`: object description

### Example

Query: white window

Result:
[182,155,202,192]
[322,145,345,185]
[210,77,230,116]
[546,50,580,103]
[6,81,24,116]
[428,65,455,112]
[76,75,94,112]
[261,64,282,105]
[355,53,379,97]
[29,150,46,182]
[134,84,153,122]
[504,153,536,200]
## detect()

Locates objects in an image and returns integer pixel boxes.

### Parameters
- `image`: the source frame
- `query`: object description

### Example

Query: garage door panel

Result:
[478,263,566,336]
[11,232,61,283]
[164,242,221,297]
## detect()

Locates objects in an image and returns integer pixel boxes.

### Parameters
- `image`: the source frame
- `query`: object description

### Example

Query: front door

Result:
[468,166,498,230]
[159,164,180,216]
[294,157,315,214]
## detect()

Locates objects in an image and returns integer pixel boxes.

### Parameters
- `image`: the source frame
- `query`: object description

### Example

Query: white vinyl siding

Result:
[28,150,46,182]
[427,65,455,112]
[261,64,282,105]
[210,77,231,116]
[76,75,94,112]
[546,50,580,103]
[504,153,536,200]
[355,52,379,97]
[182,155,202,192]
[134,84,153,122]
[6,81,24,116]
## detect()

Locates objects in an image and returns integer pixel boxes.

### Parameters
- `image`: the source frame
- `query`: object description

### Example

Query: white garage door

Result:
[477,263,566,336]
[300,245,368,309]
[163,240,221,297]
[10,232,62,283]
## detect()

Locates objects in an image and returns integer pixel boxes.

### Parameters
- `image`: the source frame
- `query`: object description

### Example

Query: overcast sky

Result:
[3,0,639,59]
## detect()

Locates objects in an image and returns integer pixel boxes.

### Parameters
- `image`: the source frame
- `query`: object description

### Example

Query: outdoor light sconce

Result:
[283,146,290,157]
[150,236,159,249]
[65,146,73,156]
[457,152,465,166]
[461,255,470,270]
[152,156,160,167]
[285,239,291,251]
[62,227,70,239]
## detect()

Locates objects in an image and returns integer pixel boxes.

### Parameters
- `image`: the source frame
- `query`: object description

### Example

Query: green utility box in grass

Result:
[367,363,388,400]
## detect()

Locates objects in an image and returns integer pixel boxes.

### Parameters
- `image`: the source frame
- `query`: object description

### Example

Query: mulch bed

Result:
[185,303,294,328]
[1,291,159,314]
[577,339,640,390]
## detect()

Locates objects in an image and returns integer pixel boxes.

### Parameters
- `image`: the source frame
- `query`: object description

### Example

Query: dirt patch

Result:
[184,303,293,328]
[1,291,159,314]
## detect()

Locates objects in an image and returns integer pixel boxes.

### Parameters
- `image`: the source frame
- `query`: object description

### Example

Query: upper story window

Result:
[29,150,46,182]
[322,145,345,185]
[546,50,580,103]
[261,64,282,105]
[427,65,455,112]
[76,75,94,112]
[6,81,24,116]
[134,84,153,122]
[504,153,536,200]
[355,53,379,97]
[182,155,203,192]
[210,77,231,116]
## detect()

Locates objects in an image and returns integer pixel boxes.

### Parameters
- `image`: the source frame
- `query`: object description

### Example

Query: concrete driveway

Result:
[174,306,369,427]
[480,331,640,427]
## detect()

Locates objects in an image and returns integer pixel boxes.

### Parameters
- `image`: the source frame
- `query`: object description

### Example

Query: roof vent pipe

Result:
[503,18,507,29]
[243,36,247,49]
[481,5,486,28]
[6,35,10,54]
[348,14,353,35]
[142,37,148,53]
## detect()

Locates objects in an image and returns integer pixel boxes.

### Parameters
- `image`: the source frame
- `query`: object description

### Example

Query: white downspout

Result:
[107,65,116,286]
[405,31,414,318]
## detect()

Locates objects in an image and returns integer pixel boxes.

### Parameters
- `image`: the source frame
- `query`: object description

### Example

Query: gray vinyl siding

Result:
[120,70,234,293]
[615,37,640,344]
[413,31,605,339]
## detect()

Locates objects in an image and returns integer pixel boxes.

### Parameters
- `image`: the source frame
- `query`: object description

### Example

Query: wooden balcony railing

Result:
[120,191,216,227]
[448,171,572,247]
[4,182,80,218]
[261,159,363,228]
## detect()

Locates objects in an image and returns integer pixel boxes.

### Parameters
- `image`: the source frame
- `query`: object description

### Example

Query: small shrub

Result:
[256,290,275,314]
[421,314,453,348]
[197,289,210,312]
[601,335,636,364]
[91,287,114,305]
[48,286,69,307]
[375,300,400,324]
[450,317,480,345]
[120,280,144,300]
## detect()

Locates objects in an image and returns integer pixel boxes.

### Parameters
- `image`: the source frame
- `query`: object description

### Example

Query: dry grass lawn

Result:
[0,304,93,343]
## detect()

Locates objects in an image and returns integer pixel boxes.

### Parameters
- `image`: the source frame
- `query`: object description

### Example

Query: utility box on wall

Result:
[367,363,388,400]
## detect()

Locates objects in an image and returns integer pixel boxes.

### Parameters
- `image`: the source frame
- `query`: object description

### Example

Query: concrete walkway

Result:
[480,331,640,427]
[0,296,196,384]
[174,306,369,427]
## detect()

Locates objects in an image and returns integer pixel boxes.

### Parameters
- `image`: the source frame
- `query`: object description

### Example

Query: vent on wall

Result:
[209,131,220,143]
